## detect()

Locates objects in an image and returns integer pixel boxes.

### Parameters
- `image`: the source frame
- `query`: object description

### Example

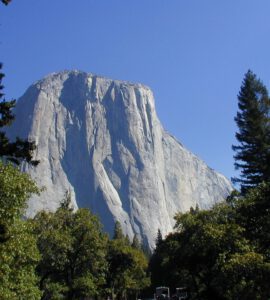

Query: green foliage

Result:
[107,221,150,299]
[106,238,150,300]
[131,234,141,250]
[113,220,125,240]
[33,203,108,299]
[150,186,270,299]
[218,252,270,299]
[0,162,39,218]
[232,70,270,192]
[0,220,41,299]
[0,64,38,166]
[233,182,270,258]
[0,163,149,300]
[0,161,39,242]
[0,161,41,299]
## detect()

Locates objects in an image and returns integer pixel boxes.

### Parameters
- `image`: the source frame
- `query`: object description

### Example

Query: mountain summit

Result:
[7,71,232,249]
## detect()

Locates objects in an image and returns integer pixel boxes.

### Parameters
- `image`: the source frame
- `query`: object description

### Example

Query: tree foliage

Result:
[0,161,41,299]
[107,221,150,300]
[0,64,39,166]
[155,229,163,247]
[230,182,270,260]
[113,220,125,240]
[232,70,270,192]
[33,202,108,300]
[0,161,39,242]
[131,234,141,250]
[149,186,270,299]
[0,220,41,300]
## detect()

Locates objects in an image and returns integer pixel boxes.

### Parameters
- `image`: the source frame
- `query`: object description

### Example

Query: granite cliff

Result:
[7,71,232,249]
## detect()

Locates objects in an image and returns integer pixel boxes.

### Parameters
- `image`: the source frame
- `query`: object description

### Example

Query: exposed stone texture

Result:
[6,71,233,249]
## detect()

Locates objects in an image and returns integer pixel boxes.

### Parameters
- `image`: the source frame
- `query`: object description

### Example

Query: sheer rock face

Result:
[7,71,232,249]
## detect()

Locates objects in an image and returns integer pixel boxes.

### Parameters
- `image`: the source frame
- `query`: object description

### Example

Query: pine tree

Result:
[155,229,163,247]
[113,220,125,240]
[232,70,270,192]
[0,64,38,165]
[132,234,141,250]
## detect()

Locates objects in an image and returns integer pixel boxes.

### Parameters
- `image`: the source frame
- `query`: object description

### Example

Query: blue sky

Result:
[1,1,270,182]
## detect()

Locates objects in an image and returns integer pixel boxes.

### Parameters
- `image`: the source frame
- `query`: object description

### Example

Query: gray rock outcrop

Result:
[6,71,232,249]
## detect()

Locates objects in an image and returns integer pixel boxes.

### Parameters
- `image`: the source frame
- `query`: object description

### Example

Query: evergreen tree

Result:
[113,220,125,240]
[0,64,38,165]
[132,233,141,250]
[155,229,163,247]
[232,70,270,192]
[125,234,131,246]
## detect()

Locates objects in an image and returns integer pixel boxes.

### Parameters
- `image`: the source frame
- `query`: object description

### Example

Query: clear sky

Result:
[1,1,270,183]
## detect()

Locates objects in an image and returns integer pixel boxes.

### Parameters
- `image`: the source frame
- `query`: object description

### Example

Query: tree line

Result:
[0,165,149,299]
[0,147,150,300]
